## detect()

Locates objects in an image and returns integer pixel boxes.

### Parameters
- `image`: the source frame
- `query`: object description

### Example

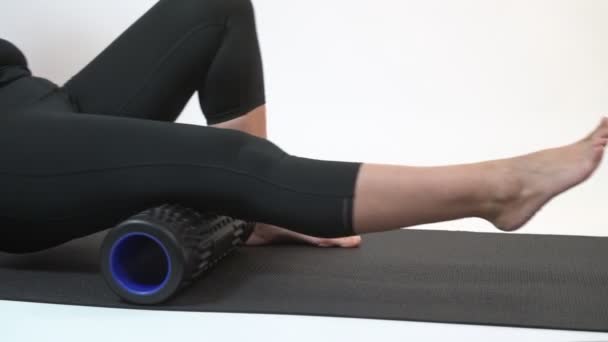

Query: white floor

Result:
[2,300,606,342]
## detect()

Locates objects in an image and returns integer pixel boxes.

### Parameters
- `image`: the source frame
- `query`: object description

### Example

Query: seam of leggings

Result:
[1,77,60,112]
[0,162,350,197]
[341,162,362,235]
[113,21,227,115]
[61,85,82,112]
[342,197,348,235]
[342,197,352,235]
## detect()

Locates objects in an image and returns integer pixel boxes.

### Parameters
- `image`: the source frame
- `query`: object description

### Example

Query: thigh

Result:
[62,0,252,122]
[0,108,265,252]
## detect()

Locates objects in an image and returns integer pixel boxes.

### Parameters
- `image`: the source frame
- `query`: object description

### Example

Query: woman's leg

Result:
[352,117,608,234]
[62,0,264,124]
[61,0,358,247]
[211,105,362,247]
[1,109,605,254]
[3,1,604,255]
[0,107,362,254]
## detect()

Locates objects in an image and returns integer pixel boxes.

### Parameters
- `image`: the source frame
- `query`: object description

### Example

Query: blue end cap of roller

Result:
[109,232,172,296]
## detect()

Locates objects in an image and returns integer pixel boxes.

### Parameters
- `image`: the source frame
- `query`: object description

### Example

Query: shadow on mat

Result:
[0,230,110,274]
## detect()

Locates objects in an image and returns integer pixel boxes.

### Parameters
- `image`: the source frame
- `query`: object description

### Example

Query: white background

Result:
[3,0,608,236]
[2,1,608,340]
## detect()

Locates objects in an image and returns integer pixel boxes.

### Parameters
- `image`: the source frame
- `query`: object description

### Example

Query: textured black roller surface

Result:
[99,203,256,304]
[1,229,607,332]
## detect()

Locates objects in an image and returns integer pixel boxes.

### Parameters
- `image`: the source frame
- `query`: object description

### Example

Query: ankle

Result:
[478,160,523,221]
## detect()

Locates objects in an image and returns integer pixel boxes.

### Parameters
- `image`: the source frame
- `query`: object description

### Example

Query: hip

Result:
[0,72,76,115]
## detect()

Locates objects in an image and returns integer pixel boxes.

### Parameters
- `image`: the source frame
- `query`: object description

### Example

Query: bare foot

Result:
[244,222,362,248]
[488,117,608,231]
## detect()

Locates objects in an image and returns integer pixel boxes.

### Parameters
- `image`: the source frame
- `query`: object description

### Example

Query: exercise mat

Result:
[1,228,607,331]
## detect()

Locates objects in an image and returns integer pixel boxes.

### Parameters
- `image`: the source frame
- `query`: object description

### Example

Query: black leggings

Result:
[0,0,361,254]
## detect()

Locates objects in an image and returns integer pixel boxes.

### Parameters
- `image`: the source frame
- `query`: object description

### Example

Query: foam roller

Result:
[99,203,255,305]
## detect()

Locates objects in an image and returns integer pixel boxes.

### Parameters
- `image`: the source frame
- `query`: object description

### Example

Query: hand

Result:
[245,222,362,248]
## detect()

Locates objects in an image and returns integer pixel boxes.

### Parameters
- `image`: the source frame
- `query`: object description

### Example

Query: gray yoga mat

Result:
[0,228,607,331]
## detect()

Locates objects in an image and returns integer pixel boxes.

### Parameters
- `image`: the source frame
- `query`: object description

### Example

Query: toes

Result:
[601,117,608,135]
[586,117,608,141]
[597,127,608,140]
[591,136,607,146]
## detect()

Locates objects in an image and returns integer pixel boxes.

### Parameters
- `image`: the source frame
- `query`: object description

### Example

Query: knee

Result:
[156,0,254,26]
[231,131,288,174]
[188,0,254,21]
[213,0,253,15]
